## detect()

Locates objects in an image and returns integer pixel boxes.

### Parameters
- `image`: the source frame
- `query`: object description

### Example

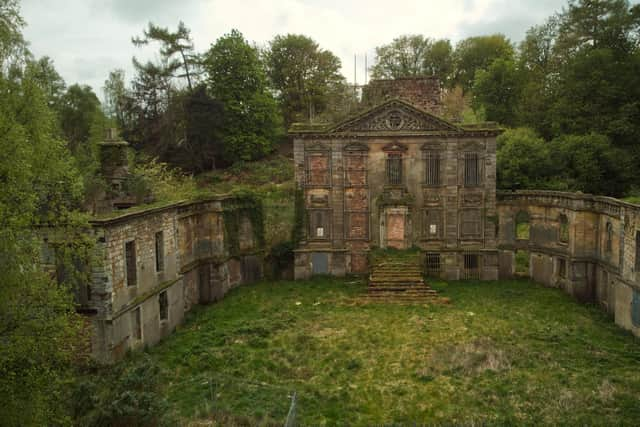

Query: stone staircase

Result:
[365,252,441,304]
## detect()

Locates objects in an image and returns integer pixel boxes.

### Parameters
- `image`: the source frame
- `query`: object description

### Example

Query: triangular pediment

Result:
[330,99,460,134]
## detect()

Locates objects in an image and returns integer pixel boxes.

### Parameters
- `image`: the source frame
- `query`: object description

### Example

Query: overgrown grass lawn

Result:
[142,278,640,425]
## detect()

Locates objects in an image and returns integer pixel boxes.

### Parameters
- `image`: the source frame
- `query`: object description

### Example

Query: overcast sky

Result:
[21,0,576,97]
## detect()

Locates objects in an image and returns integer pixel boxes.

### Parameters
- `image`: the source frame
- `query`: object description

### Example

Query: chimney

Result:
[96,128,132,211]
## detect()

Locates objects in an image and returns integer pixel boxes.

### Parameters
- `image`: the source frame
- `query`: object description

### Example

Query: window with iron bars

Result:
[425,253,441,277]
[464,153,480,186]
[463,253,480,280]
[424,152,441,186]
[386,154,403,185]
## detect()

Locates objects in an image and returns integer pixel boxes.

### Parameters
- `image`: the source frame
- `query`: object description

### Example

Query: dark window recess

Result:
[464,153,480,186]
[463,254,480,280]
[635,231,640,272]
[558,258,567,278]
[632,289,640,327]
[159,291,168,321]
[425,253,441,276]
[425,152,440,186]
[559,214,569,243]
[125,240,137,287]
[155,231,164,272]
[132,307,142,340]
[386,154,403,185]
[605,222,613,254]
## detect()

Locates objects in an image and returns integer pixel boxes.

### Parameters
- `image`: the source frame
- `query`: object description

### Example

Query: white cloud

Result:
[20,0,575,95]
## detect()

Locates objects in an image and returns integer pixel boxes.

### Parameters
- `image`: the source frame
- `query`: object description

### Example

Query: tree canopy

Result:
[265,34,345,126]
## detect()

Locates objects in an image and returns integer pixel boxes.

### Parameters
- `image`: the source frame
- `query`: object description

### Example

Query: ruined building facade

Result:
[291,77,501,280]
[496,190,640,337]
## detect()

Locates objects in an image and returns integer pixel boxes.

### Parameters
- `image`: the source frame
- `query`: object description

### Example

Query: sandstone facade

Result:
[43,196,264,363]
[496,190,640,336]
[291,78,501,280]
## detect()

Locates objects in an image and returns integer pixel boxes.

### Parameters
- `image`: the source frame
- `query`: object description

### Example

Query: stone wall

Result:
[80,196,264,362]
[361,77,443,115]
[496,190,640,337]
[293,133,499,280]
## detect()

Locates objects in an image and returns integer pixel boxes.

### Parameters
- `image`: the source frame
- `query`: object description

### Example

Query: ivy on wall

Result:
[222,190,265,255]
[292,185,306,245]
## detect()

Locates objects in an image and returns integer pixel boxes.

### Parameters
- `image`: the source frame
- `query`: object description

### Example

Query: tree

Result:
[181,86,224,171]
[370,34,432,79]
[496,128,559,190]
[370,35,454,82]
[265,34,344,125]
[0,5,85,424]
[204,29,282,163]
[473,58,523,126]
[452,34,514,92]
[555,0,640,56]
[58,84,103,153]
[550,133,632,196]
[103,68,130,128]
[132,21,199,91]
[424,39,454,85]
[26,56,66,110]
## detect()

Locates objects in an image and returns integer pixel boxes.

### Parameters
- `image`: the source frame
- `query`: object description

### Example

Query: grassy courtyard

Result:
[123,278,640,425]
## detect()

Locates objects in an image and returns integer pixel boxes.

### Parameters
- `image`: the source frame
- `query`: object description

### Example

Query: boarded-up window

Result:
[386,154,403,185]
[424,152,441,186]
[464,153,480,186]
[125,240,137,287]
[345,154,367,186]
[346,212,368,239]
[425,253,440,276]
[309,210,330,240]
[159,291,168,321]
[460,210,482,239]
[463,254,480,280]
[423,209,443,239]
[559,214,569,243]
[132,307,142,340]
[516,211,530,240]
[155,231,164,272]
[605,222,613,254]
[306,153,330,186]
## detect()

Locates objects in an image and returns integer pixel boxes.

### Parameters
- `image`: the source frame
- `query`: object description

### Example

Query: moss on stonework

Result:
[376,191,415,207]
[222,190,265,255]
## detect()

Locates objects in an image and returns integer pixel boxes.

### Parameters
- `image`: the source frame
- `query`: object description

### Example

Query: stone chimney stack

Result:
[361,77,443,116]
[96,128,132,212]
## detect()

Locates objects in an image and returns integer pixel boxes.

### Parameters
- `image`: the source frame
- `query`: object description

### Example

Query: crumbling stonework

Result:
[496,190,640,337]
[63,196,265,363]
[291,77,501,280]
[361,77,444,116]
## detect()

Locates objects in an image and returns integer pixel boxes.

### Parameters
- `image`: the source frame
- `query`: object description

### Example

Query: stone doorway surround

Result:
[381,206,411,249]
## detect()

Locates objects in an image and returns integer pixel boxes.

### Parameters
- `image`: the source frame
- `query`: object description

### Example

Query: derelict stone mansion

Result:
[291,77,501,280]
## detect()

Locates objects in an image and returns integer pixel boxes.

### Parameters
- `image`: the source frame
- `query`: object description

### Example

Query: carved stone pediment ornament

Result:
[344,142,369,152]
[382,142,408,152]
[331,100,460,133]
[306,141,330,152]
[463,194,483,206]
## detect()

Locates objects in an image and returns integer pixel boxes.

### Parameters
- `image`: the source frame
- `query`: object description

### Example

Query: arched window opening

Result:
[515,211,530,240]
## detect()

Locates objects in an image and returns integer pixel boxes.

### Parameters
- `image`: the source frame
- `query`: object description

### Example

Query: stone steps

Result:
[367,251,440,304]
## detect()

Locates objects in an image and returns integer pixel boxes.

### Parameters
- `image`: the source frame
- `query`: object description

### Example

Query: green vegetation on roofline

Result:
[80,277,640,425]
